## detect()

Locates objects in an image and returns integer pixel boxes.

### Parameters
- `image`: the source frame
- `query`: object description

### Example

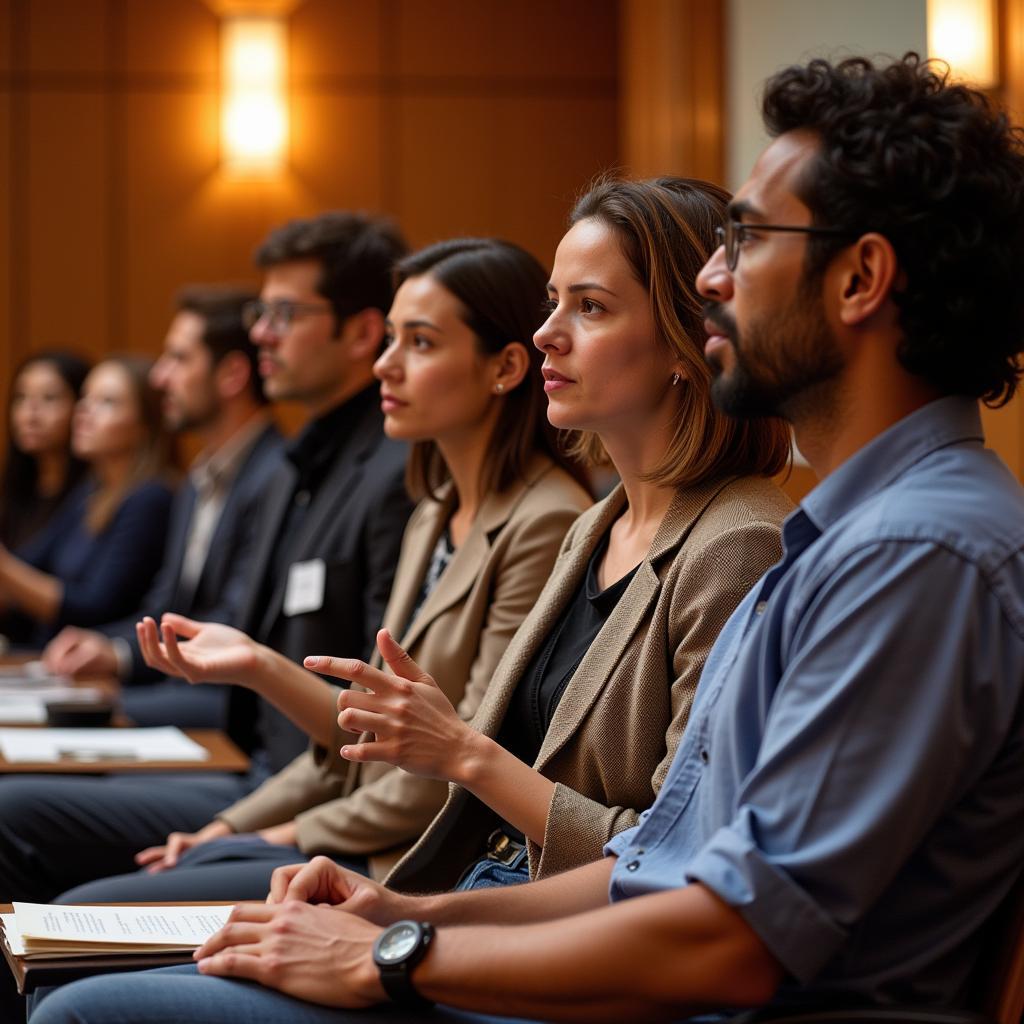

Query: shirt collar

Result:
[800,396,984,532]
[190,412,272,495]
[285,384,377,479]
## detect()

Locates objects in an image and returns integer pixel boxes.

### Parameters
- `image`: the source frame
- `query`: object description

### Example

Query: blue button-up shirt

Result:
[606,397,1024,1008]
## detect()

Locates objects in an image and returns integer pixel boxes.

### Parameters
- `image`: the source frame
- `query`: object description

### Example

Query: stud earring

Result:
[494,383,505,394]
[671,372,681,386]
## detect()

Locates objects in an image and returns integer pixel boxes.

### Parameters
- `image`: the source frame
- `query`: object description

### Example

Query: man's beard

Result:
[705,277,844,422]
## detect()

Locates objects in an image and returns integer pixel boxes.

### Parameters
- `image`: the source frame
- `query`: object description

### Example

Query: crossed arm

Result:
[192,856,782,1021]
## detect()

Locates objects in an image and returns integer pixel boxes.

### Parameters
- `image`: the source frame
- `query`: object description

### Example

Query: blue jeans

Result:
[28,964,544,1024]
[454,849,531,891]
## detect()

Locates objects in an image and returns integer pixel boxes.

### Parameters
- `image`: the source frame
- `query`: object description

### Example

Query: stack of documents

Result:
[0,726,210,763]
[2,903,234,960]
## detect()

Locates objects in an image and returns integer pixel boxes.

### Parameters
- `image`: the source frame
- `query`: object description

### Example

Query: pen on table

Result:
[56,748,140,761]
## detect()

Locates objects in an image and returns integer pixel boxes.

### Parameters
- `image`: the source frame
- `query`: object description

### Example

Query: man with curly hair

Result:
[29,54,1024,1024]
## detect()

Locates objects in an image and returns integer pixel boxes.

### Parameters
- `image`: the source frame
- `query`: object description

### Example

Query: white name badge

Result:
[283,558,326,617]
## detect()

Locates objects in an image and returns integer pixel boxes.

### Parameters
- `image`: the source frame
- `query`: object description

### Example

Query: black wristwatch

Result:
[372,920,436,1008]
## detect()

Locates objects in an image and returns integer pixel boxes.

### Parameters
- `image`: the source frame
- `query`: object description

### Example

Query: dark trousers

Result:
[0,770,263,904]
[58,835,368,902]
[120,679,230,730]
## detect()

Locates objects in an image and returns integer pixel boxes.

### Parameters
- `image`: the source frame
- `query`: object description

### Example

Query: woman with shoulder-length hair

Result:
[307,175,795,894]
[0,354,175,646]
[58,237,593,903]
[0,350,91,552]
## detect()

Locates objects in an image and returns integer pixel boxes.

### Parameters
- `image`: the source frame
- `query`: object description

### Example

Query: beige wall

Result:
[0,0,618,380]
[725,0,928,189]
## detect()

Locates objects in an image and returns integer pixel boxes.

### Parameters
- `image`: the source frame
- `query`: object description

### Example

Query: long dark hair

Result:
[395,238,585,500]
[0,350,91,546]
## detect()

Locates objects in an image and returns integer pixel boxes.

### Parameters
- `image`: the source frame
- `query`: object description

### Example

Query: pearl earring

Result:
[495,383,505,394]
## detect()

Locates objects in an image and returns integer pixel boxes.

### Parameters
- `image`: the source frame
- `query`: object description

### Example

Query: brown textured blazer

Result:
[385,474,792,894]
[218,456,591,880]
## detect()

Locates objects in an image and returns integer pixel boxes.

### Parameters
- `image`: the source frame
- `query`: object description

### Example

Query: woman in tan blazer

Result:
[79,239,592,901]
[311,177,795,894]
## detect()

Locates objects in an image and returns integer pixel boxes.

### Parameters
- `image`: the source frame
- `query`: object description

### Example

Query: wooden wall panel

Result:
[25,92,110,357]
[0,0,622,448]
[118,89,226,352]
[25,0,109,76]
[289,92,386,213]
[393,0,616,81]
[290,0,382,79]
[0,90,11,384]
[118,0,218,78]
[0,0,13,73]
[619,0,724,183]
[994,0,1024,480]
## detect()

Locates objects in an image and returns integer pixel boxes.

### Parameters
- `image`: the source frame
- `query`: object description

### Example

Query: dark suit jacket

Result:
[101,420,285,683]
[228,390,414,773]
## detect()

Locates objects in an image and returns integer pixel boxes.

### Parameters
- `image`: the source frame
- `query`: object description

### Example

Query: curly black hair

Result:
[762,53,1024,406]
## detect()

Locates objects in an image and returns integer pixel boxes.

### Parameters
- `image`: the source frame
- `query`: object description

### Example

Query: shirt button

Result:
[294,489,311,507]
[700,749,709,764]
[754,600,768,615]
[626,860,640,872]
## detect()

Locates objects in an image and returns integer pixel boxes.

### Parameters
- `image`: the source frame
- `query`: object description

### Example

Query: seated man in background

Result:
[0,211,414,914]
[43,284,283,728]
[29,53,1024,1024]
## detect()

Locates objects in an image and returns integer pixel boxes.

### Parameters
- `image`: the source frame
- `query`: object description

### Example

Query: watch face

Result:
[378,923,420,963]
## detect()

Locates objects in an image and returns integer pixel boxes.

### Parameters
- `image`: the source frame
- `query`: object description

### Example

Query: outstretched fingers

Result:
[376,628,436,685]
[136,617,175,676]
[304,654,397,694]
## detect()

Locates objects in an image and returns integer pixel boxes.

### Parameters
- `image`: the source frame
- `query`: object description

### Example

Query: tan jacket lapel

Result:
[469,486,628,740]
[392,457,564,657]
[534,475,739,772]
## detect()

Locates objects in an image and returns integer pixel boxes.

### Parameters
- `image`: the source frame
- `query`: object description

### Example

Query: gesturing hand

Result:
[135,614,262,685]
[305,628,480,785]
[195,901,385,1008]
[42,627,118,678]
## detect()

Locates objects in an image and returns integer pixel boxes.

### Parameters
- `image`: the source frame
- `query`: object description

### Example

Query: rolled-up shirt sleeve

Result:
[683,539,1021,983]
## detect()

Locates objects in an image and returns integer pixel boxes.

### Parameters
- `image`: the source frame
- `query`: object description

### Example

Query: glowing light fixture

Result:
[221,15,287,174]
[927,0,998,88]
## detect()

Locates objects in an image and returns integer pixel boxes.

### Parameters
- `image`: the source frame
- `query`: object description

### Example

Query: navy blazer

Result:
[16,478,175,646]
[101,421,285,683]
[228,391,414,773]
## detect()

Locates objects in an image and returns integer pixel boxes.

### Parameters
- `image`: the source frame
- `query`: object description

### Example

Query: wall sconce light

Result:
[221,15,288,174]
[927,0,998,88]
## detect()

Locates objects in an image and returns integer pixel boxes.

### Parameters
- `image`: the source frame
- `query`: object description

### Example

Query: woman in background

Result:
[0,354,175,646]
[0,350,90,551]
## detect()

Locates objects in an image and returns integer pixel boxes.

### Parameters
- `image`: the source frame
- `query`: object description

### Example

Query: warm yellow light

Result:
[927,0,998,88]
[221,16,287,174]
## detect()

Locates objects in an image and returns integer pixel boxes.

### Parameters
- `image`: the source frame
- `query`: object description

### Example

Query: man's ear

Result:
[343,308,387,362]
[835,232,900,328]
[213,350,253,401]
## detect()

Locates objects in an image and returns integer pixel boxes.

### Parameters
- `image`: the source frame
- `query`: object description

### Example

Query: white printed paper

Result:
[0,726,209,763]
[9,903,234,954]
[283,558,326,616]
